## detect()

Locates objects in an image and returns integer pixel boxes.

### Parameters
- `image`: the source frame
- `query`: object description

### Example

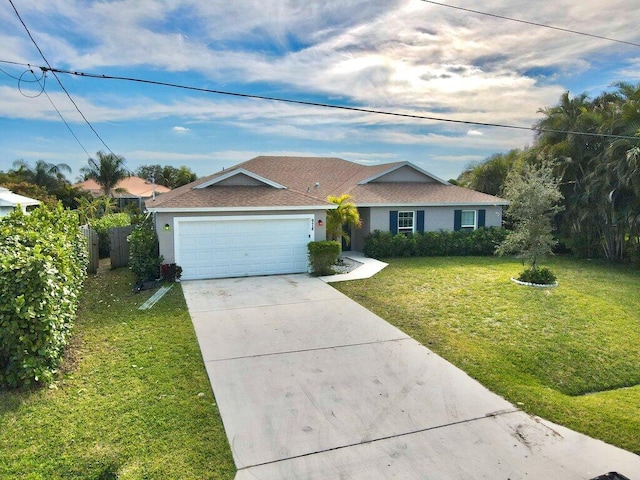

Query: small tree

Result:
[128,218,162,284]
[326,194,362,246]
[497,160,564,282]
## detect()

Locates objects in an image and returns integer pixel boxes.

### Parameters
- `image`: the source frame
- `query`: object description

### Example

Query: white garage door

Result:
[176,215,313,280]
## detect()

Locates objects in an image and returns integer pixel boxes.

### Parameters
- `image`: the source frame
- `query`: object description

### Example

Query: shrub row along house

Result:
[146,156,507,280]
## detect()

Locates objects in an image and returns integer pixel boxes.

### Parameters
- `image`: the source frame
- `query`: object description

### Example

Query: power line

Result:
[41,65,640,142]
[7,0,115,157]
[34,72,91,157]
[1,58,638,142]
[418,0,640,48]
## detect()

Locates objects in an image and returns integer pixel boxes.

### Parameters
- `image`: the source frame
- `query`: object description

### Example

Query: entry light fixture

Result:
[318,219,324,227]
[164,223,170,231]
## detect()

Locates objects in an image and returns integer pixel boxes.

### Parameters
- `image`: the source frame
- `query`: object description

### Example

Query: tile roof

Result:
[147,156,507,210]
[76,176,171,198]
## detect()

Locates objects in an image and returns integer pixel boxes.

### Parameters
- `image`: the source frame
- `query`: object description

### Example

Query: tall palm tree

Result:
[81,151,130,197]
[11,159,71,191]
[326,194,362,246]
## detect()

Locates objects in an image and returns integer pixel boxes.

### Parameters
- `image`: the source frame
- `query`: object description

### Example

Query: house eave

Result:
[147,205,337,213]
[355,201,509,208]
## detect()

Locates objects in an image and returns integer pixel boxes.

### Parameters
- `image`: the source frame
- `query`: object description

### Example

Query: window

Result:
[461,210,476,231]
[398,211,415,234]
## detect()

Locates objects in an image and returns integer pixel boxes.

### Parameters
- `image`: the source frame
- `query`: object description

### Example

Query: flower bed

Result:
[510,277,558,288]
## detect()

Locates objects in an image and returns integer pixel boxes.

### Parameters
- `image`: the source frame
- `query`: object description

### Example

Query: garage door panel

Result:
[176,216,313,280]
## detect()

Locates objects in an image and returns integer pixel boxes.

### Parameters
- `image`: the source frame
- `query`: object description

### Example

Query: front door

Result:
[341,223,352,251]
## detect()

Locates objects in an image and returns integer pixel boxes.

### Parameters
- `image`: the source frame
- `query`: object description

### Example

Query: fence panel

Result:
[109,225,134,269]
[81,226,99,274]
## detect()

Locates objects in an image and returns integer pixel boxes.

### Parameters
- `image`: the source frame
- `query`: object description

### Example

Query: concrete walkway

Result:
[318,251,388,282]
[182,275,640,479]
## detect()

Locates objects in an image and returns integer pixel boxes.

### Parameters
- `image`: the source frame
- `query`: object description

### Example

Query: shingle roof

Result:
[147,156,507,210]
[348,183,506,205]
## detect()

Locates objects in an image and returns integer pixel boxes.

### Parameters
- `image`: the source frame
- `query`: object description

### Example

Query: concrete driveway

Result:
[182,274,640,479]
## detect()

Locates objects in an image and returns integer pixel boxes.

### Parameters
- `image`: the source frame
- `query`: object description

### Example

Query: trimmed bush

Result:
[517,267,557,285]
[308,241,341,276]
[128,219,162,284]
[0,204,88,388]
[364,227,507,259]
[92,212,131,258]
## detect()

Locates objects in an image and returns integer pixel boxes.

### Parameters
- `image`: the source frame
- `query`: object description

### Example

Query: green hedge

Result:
[363,227,507,259]
[308,241,341,276]
[92,212,131,258]
[0,204,88,388]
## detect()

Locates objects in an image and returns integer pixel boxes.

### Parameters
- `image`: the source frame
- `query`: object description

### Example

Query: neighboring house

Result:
[147,156,508,281]
[75,176,171,210]
[0,187,40,217]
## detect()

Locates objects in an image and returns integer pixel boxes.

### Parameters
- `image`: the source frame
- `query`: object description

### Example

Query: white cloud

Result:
[3,0,639,180]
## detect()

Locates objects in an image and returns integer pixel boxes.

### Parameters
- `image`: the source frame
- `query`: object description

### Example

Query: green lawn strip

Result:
[333,256,640,454]
[0,268,235,480]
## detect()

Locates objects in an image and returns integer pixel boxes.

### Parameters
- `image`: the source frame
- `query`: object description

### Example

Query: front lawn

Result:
[333,256,640,454]
[0,266,235,479]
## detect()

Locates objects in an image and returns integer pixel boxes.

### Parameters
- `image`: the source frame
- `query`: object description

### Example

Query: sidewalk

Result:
[318,251,388,282]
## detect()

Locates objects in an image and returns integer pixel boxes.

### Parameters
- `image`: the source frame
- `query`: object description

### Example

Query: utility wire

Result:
[419,0,640,48]
[7,0,115,156]
[34,71,91,157]
[40,65,640,141]
[2,58,638,142]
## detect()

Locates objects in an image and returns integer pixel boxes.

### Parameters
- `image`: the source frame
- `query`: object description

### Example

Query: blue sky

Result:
[1,0,639,182]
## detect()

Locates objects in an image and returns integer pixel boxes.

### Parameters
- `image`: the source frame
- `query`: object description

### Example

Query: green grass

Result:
[0,266,235,479]
[333,256,640,455]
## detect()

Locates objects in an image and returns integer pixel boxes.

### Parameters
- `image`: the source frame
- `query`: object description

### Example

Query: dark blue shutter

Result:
[478,209,486,228]
[417,210,425,233]
[390,211,398,234]
[454,210,462,231]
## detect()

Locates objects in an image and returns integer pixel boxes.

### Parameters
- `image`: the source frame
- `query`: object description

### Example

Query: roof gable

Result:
[195,168,285,189]
[358,162,449,185]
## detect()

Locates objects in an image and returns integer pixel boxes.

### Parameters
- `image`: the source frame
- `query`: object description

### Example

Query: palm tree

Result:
[326,194,362,246]
[80,151,130,197]
[11,159,71,191]
[457,149,522,196]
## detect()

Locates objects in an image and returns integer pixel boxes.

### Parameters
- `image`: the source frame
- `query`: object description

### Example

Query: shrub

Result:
[364,227,507,259]
[363,230,394,258]
[0,204,87,388]
[517,267,557,285]
[128,219,162,283]
[160,263,182,282]
[92,212,131,258]
[308,241,341,276]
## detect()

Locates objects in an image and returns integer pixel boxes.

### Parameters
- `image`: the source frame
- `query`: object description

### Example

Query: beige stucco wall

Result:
[154,209,327,264]
[367,205,504,235]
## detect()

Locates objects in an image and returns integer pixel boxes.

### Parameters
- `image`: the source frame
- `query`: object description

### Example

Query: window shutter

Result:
[417,210,425,233]
[390,211,398,234]
[478,209,486,228]
[454,210,462,231]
